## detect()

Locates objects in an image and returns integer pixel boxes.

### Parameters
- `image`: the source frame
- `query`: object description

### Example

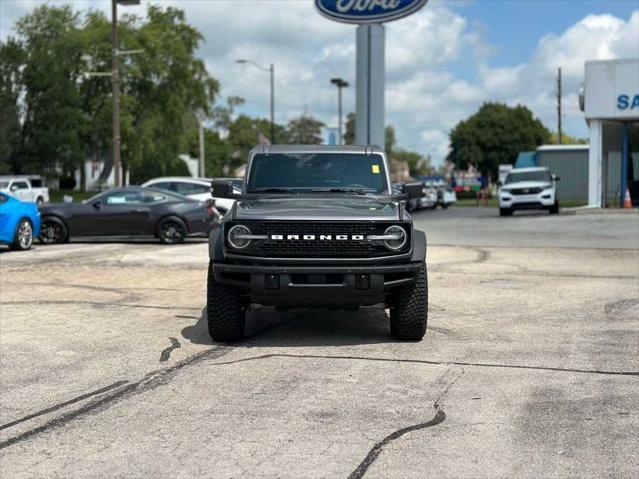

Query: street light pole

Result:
[236,59,276,144]
[331,78,349,145]
[270,63,275,144]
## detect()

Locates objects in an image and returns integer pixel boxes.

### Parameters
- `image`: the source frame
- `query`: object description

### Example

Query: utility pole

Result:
[111,0,121,187]
[236,59,276,144]
[111,0,140,187]
[199,121,205,178]
[331,78,349,145]
[556,67,562,145]
[270,63,275,144]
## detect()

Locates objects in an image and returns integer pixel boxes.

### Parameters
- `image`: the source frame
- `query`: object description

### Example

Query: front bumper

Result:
[212,261,422,307]
[499,190,555,210]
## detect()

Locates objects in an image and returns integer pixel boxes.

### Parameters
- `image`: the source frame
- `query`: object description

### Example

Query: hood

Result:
[501,181,552,191]
[234,195,400,221]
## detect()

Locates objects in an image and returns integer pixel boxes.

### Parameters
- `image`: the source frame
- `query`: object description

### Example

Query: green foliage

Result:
[392,148,430,177]
[344,112,355,145]
[0,4,219,185]
[448,102,550,178]
[286,114,325,144]
[548,131,588,145]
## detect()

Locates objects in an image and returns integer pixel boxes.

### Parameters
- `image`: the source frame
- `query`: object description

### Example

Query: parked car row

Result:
[392,179,457,212]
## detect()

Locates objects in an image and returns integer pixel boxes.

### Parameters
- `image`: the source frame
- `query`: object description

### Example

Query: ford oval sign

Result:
[315,0,428,24]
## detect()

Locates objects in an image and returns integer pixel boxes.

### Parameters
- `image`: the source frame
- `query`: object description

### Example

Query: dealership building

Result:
[584,58,639,207]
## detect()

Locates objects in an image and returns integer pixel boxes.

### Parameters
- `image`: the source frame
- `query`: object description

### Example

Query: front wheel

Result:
[157,217,187,244]
[207,262,246,342]
[549,201,559,214]
[389,263,428,341]
[11,219,34,251]
[39,218,68,244]
[499,207,513,217]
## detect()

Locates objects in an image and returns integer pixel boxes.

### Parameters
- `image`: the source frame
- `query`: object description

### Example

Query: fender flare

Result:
[209,226,224,261]
[411,229,427,262]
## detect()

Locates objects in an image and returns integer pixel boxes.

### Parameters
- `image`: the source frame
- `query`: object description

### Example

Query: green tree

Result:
[393,149,430,177]
[0,5,219,185]
[0,38,24,173]
[385,125,396,157]
[344,112,355,145]
[0,5,86,176]
[548,131,588,145]
[286,114,324,144]
[448,102,550,178]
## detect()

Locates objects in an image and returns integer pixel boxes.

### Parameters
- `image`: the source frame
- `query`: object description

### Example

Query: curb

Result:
[562,207,639,216]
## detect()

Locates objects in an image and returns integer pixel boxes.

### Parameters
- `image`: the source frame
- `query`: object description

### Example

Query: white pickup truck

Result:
[0,176,49,207]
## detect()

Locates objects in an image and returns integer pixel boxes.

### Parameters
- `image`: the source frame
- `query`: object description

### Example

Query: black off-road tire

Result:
[207,261,246,342]
[549,201,559,214]
[389,263,428,341]
[499,207,513,217]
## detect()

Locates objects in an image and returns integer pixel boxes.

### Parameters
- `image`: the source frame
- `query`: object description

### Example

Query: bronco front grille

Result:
[229,221,408,258]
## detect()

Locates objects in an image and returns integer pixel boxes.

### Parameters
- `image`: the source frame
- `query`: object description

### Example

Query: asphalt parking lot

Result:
[1,207,638,478]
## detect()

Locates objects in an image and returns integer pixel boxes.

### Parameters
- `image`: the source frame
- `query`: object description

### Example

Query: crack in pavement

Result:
[204,353,639,377]
[159,337,181,362]
[0,346,233,450]
[348,368,464,479]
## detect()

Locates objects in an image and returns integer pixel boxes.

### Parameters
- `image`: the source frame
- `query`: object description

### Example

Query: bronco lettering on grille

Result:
[270,234,366,241]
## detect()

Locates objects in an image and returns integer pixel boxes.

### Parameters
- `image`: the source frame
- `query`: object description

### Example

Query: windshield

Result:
[247,153,388,194]
[505,170,551,184]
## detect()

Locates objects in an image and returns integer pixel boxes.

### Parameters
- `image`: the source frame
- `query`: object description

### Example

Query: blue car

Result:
[0,192,40,250]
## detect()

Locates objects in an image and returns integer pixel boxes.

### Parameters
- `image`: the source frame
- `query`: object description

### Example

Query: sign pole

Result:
[355,24,385,148]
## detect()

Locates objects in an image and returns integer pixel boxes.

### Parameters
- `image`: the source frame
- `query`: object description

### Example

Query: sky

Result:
[1,0,638,165]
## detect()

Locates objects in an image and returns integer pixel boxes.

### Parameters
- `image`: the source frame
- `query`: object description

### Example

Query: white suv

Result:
[498,167,559,216]
[142,177,242,214]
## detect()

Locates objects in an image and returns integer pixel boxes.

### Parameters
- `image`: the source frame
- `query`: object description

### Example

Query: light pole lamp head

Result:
[117,0,141,5]
[331,78,349,88]
[236,59,247,64]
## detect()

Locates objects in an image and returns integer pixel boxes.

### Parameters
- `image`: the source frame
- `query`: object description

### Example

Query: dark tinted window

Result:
[13,181,29,189]
[248,153,388,193]
[174,182,210,195]
[150,182,173,193]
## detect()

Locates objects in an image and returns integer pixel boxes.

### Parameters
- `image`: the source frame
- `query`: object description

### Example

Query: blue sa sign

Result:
[315,0,429,24]
[617,94,639,110]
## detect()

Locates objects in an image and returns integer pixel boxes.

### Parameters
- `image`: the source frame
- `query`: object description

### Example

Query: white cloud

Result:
[1,1,638,166]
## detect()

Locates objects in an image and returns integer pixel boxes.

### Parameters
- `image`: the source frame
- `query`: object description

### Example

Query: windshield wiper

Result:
[249,188,299,194]
[310,188,369,195]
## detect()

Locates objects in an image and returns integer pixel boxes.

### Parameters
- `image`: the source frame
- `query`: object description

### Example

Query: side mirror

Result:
[498,180,503,187]
[404,182,424,200]
[211,179,234,199]
[92,201,101,209]
[10,184,18,192]
[553,175,561,181]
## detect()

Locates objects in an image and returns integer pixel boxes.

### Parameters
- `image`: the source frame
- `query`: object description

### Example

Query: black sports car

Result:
[39,186,219,244]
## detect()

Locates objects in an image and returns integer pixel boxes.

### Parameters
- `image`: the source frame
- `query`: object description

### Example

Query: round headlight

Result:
[384,225,407,251]
[228,224,251,249]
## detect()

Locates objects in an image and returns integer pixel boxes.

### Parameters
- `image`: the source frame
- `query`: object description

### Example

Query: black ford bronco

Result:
[207,145,427,342]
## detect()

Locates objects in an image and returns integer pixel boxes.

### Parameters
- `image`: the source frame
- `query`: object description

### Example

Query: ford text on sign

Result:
[315,0,428,24]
